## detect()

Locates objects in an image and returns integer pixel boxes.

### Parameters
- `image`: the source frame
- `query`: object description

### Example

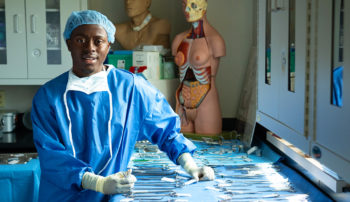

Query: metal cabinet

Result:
[257,0,309,152]
[258,0,350,186]
[0,0,87,84]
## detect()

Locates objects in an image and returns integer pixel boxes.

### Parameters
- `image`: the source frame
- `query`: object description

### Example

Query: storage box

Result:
[107,50,133,70]
[132,51,161,80]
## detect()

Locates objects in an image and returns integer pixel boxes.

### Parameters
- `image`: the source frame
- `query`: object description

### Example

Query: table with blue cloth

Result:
[0,157,40,202]
[0,139,333,202]
[109,139,333,202]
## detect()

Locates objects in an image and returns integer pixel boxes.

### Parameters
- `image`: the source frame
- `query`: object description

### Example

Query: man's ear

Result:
[66,39,72,51]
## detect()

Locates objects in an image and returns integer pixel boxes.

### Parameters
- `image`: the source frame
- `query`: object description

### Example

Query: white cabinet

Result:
[257,0,309,151]
[0,0,27,79]
[0,0,87,84]
[313,0,350,183]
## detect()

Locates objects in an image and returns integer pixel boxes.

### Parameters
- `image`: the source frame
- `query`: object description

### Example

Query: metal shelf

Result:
[46,8,59,12]
[47,47,60,51]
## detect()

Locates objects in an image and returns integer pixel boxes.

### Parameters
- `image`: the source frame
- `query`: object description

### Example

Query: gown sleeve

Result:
[134,76,196,164]
[31,86,92,192]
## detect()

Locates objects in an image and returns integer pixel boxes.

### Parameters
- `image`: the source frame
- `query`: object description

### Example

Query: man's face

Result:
[182,0,207,22]
[125,0,151,18]
[66,24,110,77]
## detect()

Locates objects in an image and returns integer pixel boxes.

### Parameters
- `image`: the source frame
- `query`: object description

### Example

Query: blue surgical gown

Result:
[31,66,196,201]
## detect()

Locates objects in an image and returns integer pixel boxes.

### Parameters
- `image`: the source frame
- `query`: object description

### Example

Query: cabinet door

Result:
[26,0,80,79]
[315,0,350,182]
[278,0,307,136]
[258,0,308,152]
[0,0,27,78]
[258,0,280,119]
[258,1,306,132]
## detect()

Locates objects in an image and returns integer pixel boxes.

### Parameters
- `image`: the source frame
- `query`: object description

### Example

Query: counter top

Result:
[0,129,36,153]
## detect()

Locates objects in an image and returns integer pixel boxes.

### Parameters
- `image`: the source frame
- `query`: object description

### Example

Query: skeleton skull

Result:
[183,0,207,22]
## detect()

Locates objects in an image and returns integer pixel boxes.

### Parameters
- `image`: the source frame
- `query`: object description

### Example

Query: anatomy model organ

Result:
[172,0,226,135]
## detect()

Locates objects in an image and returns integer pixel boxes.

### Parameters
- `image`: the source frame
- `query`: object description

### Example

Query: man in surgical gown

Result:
[31,10,214,201]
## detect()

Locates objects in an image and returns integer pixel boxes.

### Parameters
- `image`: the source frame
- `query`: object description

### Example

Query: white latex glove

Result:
[82,169,137,195]
[177,153,215,181]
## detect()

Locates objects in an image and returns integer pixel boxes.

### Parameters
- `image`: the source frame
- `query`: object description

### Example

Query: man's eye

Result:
[76,38,85,43]
[96,39,104,44]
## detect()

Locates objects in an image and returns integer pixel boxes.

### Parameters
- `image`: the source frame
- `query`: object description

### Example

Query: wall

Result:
[206,0,254,118]
[88,0,255,118]
[0,86,40,113]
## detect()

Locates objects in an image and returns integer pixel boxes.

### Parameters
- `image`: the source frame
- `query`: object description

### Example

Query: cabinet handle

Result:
[13,14,20,33]
[281,49,287,70]
[30,15,36,33]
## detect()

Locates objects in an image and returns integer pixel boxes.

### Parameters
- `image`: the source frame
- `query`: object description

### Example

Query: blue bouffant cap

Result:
[63,10,116,43]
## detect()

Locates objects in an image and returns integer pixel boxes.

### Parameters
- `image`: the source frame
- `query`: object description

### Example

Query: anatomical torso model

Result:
[172,0,226,135]
[116,0,171,50]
